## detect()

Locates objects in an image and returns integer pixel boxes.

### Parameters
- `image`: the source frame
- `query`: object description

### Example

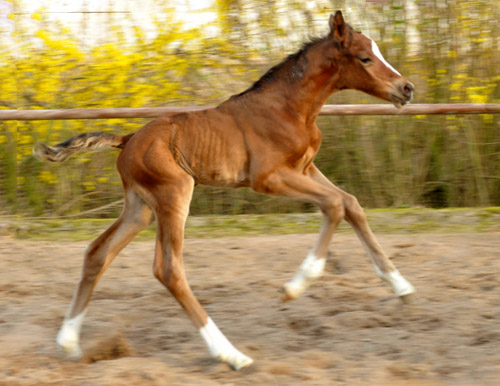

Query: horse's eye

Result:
[360,57,372,64]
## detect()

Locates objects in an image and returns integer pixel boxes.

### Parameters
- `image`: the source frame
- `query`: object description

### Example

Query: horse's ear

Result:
[329,10,347,45]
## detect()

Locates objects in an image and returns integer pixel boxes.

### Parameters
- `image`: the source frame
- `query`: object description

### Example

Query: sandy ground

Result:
[1,231,499,385]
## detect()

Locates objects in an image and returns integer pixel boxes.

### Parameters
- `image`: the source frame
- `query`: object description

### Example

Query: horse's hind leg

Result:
[308,165,415,298]
[57,189,153,358]
[150,176,253,370]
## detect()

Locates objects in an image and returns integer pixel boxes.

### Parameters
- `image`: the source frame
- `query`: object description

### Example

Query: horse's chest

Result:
[290,127,321,171]
[291,144,318,172]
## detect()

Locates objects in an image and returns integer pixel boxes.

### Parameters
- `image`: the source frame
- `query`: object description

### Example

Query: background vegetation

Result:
[1,0,499,218]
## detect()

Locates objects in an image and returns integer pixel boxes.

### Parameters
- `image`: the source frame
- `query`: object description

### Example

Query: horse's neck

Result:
[281,68,340,125]
[223,48,340,125]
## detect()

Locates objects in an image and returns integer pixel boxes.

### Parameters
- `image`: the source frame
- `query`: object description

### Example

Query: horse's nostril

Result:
[403,83,414,97]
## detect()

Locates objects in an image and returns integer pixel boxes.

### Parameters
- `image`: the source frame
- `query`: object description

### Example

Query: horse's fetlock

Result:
[300,254,326,279]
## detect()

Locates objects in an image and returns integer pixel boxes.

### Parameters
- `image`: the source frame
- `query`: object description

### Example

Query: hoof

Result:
[56,311,86,360]
[219,351,254,371]
[281,292,294,303]
[281,254,325,302]
[282,281,305,302]
[394,280,416,298]
[56,336,83,359]
[57,323,83,360]
[200,317,254,371]
[399,292,414,305]
[378,269,415,298]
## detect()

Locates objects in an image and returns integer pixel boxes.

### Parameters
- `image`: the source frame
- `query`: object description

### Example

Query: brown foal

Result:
[35,11,415,370]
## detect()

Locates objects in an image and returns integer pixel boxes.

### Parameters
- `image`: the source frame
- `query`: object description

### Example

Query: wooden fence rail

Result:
[1,103,499,121]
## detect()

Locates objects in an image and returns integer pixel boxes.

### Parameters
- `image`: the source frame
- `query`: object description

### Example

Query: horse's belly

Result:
[174,131,249,187]
[195,163,249,187]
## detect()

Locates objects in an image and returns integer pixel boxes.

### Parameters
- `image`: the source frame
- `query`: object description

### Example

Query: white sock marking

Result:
[375,267,415,297]
[284,253,326,299]
[363,34,401,76]
[56,310,86,359]
[199,317,253,370]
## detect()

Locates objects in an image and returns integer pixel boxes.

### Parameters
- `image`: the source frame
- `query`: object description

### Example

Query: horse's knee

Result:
[321,195,345,222]
[132,207,154,227]
[343,193,365,222]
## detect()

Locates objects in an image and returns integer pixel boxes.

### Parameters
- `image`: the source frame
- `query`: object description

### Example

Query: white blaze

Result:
[363,34,401,76]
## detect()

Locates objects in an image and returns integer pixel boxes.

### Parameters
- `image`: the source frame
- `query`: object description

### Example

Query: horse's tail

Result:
[33,131,135,162]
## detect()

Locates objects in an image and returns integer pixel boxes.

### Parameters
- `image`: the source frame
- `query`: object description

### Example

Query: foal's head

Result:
[326,11,414,107]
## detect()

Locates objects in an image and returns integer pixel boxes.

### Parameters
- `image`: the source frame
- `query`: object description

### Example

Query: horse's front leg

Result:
[282,211,342,301]
[307,164,415,299]
[252,167,345,300]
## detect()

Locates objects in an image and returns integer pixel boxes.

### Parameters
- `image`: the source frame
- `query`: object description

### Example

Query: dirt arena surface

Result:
[1,231,499,385]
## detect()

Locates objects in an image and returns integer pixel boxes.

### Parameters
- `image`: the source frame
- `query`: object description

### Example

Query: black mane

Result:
[233,36,326,98]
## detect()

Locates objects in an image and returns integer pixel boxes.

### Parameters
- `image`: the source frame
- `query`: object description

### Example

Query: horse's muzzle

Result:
[390,80,414,108]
